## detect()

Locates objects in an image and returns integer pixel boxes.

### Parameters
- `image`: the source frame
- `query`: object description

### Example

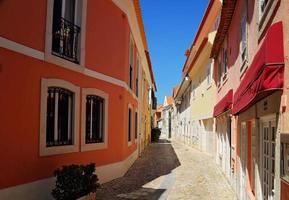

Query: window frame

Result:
[45,0,87,72]
[40,78,80,156]
[207,60,212,87]
[240,11,248,75]
[258,0,278,37]
[222,48,228,83]
[81,88,108,152]
[135,110,138,140]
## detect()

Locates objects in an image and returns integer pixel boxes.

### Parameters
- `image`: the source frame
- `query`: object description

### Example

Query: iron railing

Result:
[52,17,81,64]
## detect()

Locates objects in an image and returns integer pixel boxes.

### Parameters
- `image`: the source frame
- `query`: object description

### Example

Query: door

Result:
[240,122,247,200]
[261,118,276,200]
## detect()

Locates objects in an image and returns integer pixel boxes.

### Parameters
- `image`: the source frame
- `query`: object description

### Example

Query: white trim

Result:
[81,88,109,152]
[39,78,80,156]
[83,68,126,88]
[135,109,138,141]
[0,150,138,200]
[259,114,277,122]
[0,38,138,101]
[0,37,44,60]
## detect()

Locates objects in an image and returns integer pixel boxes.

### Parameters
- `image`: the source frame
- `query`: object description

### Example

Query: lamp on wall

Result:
[185,75,190,81]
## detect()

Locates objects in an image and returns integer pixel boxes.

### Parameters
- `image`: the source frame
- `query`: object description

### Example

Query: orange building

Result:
[0,0,156,199]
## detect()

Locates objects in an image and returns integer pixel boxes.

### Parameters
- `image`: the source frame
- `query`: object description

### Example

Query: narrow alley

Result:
[96,138,237,200]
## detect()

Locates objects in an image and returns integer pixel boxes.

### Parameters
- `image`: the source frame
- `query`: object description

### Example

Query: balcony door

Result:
[52,0,81,63]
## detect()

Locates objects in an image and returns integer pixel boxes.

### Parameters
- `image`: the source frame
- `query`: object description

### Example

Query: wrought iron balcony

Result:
[52,17,81,64]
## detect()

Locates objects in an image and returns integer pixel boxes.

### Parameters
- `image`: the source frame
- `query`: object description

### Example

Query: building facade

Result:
[161,96,173,139]
[0,0,156,199]
[210,0,289,199]
[174,0,221,154]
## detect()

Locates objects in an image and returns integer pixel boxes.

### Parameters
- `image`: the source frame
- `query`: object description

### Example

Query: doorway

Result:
[261,116,276,200]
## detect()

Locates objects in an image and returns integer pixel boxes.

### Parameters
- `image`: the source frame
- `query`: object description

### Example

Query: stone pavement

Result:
[95,138,237,200]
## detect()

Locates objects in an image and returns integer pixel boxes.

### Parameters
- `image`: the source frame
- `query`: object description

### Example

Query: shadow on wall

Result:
[95,140,181,199]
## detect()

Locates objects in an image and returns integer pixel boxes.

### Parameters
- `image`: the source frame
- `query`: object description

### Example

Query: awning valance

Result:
[232,22,284,114]
[213,89,233,117]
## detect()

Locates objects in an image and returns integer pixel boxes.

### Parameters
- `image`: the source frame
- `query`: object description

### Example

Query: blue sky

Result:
[140,0,209,104]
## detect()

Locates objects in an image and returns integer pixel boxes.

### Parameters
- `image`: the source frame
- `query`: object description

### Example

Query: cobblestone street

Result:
[96,138,237,200]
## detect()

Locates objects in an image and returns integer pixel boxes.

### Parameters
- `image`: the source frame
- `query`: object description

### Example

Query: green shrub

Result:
[151,127,161,142]
[52,163,100,200]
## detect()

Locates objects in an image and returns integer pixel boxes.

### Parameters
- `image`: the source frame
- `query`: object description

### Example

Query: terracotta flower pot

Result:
[77,193,96,200]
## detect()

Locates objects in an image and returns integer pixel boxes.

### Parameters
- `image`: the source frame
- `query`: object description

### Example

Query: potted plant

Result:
[52,163,100,200]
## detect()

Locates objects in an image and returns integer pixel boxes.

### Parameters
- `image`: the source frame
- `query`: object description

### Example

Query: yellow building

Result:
[139,53,157,155]
[174,0,221,155]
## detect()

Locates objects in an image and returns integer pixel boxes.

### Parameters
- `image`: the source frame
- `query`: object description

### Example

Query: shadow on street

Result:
[95,139,180,200]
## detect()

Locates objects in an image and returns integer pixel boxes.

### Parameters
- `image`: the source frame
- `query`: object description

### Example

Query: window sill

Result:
[81,142,107,152]
[45,52,85,73]
[40,144,79,156]
[128,141,132,147]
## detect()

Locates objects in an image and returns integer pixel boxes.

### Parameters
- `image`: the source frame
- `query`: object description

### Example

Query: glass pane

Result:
[85,95,105,144]
[46,88,55,146]
[47,87,73,146]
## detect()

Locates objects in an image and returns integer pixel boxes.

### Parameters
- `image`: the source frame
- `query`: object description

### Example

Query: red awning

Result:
[213,90,233,117]
[232,22,284,114]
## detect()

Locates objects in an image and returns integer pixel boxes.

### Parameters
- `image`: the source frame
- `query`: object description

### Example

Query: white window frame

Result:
[128,103,133,146]
[260,115,277,200]
[39,78,80,156]
[258,0,277,35]
[45,0,87,72]
[259,0,271,21]
[135,109,138,141]
[207,60,212,87]
[192,84,196,100]
[81,88,108,152]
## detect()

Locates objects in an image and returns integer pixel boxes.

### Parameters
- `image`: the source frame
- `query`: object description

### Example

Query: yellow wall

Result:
[141,71,151,150]
[189,33,217,120]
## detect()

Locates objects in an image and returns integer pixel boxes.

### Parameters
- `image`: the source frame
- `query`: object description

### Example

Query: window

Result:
[192,85,196,99]
[223,49,228,74]
[135,111,138,139]
[40,78,80,156]
[218,58,222,84]
[128,106,132,144]
[136,54,139,96]
[85,96,104,144]
[207,61,212,86]
[240,13,247,71]
[260,0,269,16]
[46,87,73,147]
[129,36,134,90]
[52,0,82,64]
[81,88,108,151]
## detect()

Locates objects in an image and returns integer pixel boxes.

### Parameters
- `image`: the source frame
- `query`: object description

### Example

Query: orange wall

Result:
[0,0,137,83]
[0,47,137,189]
[85,0,130,81]
[281,180,289,200]
[0,0,46,51]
